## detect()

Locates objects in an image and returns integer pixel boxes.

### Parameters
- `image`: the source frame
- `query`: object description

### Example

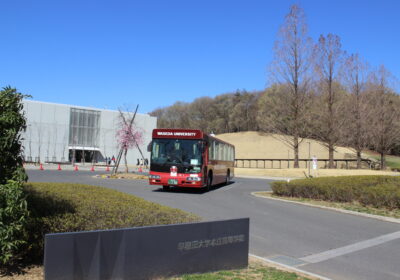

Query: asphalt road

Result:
[27,170,400,280]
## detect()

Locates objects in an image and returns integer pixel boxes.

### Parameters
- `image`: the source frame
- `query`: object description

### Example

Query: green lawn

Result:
[385,155,400,170]
[365,152,400,170]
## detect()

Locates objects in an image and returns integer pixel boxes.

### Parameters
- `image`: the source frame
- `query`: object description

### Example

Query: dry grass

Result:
[235,167,398,178]
[1,266,43,280]
[217,131,374,169]
[217,131,357,159]
[96,173,148,180]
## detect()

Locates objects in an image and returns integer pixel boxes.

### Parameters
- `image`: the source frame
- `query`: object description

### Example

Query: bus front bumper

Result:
[148,172,204,188]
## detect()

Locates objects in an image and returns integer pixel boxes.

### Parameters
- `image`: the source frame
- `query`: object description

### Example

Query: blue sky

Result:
[1,0,399,113]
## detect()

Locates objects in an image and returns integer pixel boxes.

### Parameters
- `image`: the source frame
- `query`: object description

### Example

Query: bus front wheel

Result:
[163,185,170,191]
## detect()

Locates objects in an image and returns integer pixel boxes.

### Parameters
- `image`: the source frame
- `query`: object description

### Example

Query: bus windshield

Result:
[151,139,204,167]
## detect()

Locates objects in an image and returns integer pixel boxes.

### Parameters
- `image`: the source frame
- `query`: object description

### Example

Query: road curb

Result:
[249,254,332,280]
[251,192,400,224]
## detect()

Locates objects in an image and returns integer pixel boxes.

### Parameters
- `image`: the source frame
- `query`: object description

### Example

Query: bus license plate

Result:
[168,179,178,185]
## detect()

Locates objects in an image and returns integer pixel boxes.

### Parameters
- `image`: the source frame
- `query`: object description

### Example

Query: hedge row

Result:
[24,183,200,262]
[272,176,400,209]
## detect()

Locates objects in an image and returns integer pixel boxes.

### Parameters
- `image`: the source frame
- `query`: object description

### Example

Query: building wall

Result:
[21,100,157,165]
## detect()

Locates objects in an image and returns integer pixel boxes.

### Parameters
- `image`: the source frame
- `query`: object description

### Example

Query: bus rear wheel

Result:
[225,170,230,185]
[205,173,213,191]
[163,185,170,191]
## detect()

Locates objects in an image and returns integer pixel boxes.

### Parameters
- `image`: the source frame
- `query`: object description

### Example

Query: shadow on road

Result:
[152,181,235,195]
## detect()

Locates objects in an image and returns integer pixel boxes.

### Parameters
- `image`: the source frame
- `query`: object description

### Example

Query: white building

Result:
[21,100,157,165]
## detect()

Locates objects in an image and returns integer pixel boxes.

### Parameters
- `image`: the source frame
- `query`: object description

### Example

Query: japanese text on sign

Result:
[177,234,245,251]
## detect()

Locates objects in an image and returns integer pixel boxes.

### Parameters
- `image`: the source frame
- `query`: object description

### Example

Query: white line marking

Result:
[300,230,400,264]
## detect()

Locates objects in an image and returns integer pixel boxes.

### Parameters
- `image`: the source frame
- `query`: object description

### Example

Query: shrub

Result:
[0,87,29,270]
[0,86,28,184]
[272,176,400,209]
[24,182,200,262]
[0,181,29,267]
[359,184,400,209]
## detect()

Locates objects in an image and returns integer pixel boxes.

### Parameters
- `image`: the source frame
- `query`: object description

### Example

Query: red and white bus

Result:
[148,129,235,191]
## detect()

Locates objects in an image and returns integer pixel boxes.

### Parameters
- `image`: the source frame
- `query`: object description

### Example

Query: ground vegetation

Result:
[272,176,400,210]
[23,182,200,263]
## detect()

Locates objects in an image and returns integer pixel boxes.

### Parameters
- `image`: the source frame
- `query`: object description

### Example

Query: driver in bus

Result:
[168,141,183,163]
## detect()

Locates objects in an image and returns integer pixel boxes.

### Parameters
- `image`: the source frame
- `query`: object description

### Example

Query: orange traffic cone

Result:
[91,166,95,172]
[57,164,62,171]
[39,163,44,170]
[106,165,110,172]
[74,165,79,171]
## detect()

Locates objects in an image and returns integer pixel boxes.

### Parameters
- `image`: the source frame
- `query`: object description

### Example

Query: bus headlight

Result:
[149,175,161,179]
[186,177,201,181]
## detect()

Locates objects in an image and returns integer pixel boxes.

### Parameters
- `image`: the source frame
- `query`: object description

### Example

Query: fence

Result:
[234,158,375,169]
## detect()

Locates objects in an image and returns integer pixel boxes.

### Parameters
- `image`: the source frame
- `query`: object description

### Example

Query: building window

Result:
[69,108,101,148]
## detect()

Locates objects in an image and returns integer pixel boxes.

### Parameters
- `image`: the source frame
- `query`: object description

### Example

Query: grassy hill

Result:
[216,131,357,160]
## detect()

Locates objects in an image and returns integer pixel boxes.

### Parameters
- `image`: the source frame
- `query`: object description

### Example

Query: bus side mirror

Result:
[147,141,152,152]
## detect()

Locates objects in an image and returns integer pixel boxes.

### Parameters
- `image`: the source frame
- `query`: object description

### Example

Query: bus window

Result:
[223,145,227,161]
[209,140,214,160]
[152,142,160,159]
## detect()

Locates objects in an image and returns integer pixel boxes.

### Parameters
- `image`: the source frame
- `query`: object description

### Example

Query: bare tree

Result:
[33,121,43,163]
[150,107,168,128]
[368,65,400,169]
[27,124,32,161]
[267,4,313,168]
[189,97,216,132]
[230,90,259,132]
[213,93,234,133]
[149,90,263,134]
[312,34,346,168]
[62,130,68,162]
[52,122,58,161]
[342,53,371,168]
[151,102,191,129]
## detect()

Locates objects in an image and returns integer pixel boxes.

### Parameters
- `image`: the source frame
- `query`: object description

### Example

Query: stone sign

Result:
[44,218,249,280]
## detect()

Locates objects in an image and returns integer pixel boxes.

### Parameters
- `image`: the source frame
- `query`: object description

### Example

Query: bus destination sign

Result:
[153,129,203,139]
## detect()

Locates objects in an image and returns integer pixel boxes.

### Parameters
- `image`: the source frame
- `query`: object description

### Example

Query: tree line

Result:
[150,5,400,170]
